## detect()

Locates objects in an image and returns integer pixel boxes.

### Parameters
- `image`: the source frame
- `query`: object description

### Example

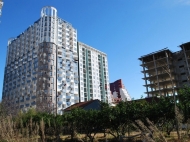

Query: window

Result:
[49,72,52,76]
[178,58,182,61]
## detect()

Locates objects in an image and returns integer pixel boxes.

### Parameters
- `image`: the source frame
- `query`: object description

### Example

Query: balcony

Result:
[25,104,30,107]
[57,75,63,80]
[58,47,62,52]
[65,52,70,56]
[66,89,70,93]
[74,90,78,95]
[66,72,71,76]
[60,61,65,65]
[61,92,66,97]
[31,101,36,106]
[74,95,79,100]
[73,54,78,60]
[28,52,32,56]
[66,95,71,99]
[74,100,79,103]
[57,70,63,74]
[74,78,78,82]
[66,102,71,106]
[33,49,37,53]
[62,76,66,80]
[57,64,62,68]
[66,55,70,60]
[70,63,74,67]
[65,46,70,51]
[57,98,64,104]
[28,57,32,61]
[58,52,62,57]
[26,97,30,101]
[31,95,36,99]
[74,74,78,79]
[33,54,37,58]
[20,105,24,108]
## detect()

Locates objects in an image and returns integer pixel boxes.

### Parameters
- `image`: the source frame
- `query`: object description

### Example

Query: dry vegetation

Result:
[1,87,190,142]
[0,114,190,142]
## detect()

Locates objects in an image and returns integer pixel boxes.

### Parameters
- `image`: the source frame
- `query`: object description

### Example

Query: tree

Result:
[79,110,102,142]
[104,102,131,140]
[64,108,84,141]
[178,85,190,122]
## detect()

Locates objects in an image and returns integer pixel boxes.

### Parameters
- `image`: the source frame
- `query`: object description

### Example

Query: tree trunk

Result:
[176,121,181,141]
[70,128,74,141]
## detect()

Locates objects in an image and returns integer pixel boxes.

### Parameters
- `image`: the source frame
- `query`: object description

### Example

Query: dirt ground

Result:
[60,131,190,142]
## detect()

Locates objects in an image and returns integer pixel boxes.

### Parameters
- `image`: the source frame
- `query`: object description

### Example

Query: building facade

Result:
[139,42,190,97]
[0,0,3,17]
[78,42,111,103]
[110,79,131,102]
[2,6,111,114]
[2,6,78,114]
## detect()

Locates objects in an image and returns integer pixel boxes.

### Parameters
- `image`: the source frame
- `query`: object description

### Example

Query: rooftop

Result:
[64,99,100,112]
[138,48,173,61]
[78,41,107,56]
[179,42,190,48]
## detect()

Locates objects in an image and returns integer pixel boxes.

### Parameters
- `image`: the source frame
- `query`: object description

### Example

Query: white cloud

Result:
[176,0,190,5]
[161,0,190,8]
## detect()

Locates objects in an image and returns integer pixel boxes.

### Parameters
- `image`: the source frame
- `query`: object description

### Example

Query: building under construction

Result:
[139,42,190,97]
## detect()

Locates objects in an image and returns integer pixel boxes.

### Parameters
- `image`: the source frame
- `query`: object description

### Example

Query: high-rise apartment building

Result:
[110,79,131,102]
[78,42,111,103]
[2,6,110,114]
[139,42,190,97]
[0,0,3,17]
[2,6,78,114]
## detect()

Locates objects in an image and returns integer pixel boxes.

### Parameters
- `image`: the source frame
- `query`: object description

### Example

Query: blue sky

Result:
[1,0,190,100]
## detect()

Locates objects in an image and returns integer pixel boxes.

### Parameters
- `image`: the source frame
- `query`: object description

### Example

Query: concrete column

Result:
[165,51,170,96]
[153,54,161,96]
[142,58,149,97]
